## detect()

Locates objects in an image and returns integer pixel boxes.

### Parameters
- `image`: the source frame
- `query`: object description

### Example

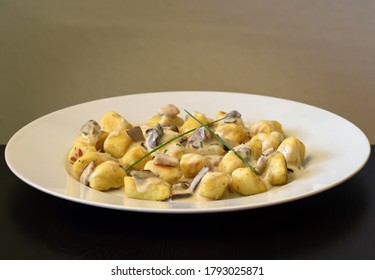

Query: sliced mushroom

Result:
[224,110,242,124]
[171,182,190,191]
[262,147,276,156]
[234,145,252,161]
[158,104,180,117]
[223,118,237,124]
[255,147,275,174]
[126,126,145,142]
[226,110,241,118]
[188,127,211,149]
[153,153,179,167]
[178,136,188,146]
[130,170,160,193]
[145,123,164,150]
[80,120,101,145]
[171,166,210,199]
[130,169,156,179]
[190,165,210,190]
[79,161,96,186]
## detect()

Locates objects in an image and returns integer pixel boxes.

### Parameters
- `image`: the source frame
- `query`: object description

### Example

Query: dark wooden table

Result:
[1,145,374,260]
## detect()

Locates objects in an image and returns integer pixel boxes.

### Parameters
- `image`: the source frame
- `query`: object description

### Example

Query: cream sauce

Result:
[69,109,306,203]
[134,176,167,193]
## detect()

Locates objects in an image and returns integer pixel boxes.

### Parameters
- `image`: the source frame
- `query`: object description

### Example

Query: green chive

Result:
[124,115,228,174]
[184,109,258,174]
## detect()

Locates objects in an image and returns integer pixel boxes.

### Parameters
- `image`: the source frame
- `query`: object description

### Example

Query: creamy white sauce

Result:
[134,176,165,193]
[70,113,306,203]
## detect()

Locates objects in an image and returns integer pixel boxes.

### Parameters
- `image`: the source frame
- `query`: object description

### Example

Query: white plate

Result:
[5,91,371,213]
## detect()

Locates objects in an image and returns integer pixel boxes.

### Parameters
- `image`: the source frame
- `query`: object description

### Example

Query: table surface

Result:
[1,144,374,260]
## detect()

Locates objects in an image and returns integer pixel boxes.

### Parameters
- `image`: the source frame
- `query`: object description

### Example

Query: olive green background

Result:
[1,0,374,144]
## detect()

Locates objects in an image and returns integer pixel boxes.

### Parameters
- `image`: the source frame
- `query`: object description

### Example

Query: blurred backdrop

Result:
[1,0,374,144]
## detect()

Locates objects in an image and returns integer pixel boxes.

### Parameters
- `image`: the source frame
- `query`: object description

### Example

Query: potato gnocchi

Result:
[67,104,306,201]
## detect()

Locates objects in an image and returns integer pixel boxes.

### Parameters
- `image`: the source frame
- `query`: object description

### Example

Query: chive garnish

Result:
[124,115,228,174]
[184,109,258,174]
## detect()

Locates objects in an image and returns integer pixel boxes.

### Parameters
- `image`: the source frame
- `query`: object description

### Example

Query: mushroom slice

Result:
[126,126,145,142]
[171,182,190,191]
[188,127,210,149]
[171,166,210,199]
[224,110,242,124]
[130,170,156,179]
[129,170,164,193]
[153,153,179,167]
[79,161,96,186]
[234,145,252,161]
[255,147,275,174]
[124,170,171,200]
[80,120,102,145]
[158,104,180,117]
[145,124,164,150]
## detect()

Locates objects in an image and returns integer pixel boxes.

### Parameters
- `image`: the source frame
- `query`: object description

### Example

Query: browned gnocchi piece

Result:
[103,130,132,158]
[101,111,132,133]
[199,172,230,200]
[180,153,211,178]
[231,167,267,196]
[89,161,126,191]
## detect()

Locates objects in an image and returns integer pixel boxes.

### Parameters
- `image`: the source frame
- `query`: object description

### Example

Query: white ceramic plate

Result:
[5,91,371,213]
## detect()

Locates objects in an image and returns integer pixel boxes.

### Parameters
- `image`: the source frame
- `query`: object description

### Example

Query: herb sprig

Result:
[124,115,227,174]
[184,109,258,174]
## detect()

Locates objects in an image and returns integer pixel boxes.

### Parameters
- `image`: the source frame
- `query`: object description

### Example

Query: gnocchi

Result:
[67,104,306,201]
